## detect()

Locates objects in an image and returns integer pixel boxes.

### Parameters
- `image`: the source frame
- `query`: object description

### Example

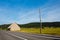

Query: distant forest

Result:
[0,22,60,29]
[19,22,60,28]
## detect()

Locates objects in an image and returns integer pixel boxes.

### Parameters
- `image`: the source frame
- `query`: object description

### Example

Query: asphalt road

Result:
[0,30,60,40]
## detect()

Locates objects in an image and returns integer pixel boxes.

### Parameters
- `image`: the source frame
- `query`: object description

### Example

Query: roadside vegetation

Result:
[0,22,60,35]
[20,27,60,36]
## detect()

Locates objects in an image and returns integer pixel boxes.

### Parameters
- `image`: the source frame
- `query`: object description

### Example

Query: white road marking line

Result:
[20,33,60,39]
[30,34,60,39]
[6,32,28,40]
[23,33,60,39]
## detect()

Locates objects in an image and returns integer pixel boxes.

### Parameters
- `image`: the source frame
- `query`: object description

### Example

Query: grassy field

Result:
[20,27,60,35]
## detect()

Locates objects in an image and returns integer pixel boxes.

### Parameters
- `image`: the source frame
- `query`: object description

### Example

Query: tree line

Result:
[0,22,60,29]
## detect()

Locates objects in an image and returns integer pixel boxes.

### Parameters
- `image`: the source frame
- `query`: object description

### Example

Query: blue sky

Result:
[0,0,60,24]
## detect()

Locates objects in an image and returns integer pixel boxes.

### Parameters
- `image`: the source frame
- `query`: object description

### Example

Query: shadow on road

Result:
[53,39,60,40]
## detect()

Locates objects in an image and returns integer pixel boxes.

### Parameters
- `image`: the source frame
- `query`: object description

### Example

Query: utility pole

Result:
[39,8,42,34]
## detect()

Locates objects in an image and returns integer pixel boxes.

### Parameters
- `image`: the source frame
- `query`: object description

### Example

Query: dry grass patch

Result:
[20,27,60,35]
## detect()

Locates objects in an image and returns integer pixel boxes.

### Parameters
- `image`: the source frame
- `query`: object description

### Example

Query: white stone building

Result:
[8,23,20,31]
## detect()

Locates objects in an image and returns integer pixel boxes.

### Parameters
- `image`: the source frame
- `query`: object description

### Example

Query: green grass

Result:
[0,27,60,35]
[20,27,60,35]
[20,28,40,34]
[0,28,2,30]
[42,27,60,35]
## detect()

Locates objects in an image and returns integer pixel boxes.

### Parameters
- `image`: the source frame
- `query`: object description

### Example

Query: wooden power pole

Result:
[39,8,42,34]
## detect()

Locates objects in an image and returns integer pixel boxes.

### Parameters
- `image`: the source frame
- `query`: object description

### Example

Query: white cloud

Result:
[16,9,40,24]
[42,7,60,22]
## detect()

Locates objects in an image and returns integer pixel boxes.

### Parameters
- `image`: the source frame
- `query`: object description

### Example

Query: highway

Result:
[0,30,60,40]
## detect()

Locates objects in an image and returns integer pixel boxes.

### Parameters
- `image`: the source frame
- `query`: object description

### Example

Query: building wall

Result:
[10,26,20,31]
[8,23,21,31]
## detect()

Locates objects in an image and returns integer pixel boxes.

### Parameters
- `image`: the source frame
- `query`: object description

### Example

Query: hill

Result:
[0,22,60,29]
[19,22,60,28]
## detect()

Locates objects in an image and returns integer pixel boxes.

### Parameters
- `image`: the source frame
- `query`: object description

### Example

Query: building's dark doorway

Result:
[7,28,10,31]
